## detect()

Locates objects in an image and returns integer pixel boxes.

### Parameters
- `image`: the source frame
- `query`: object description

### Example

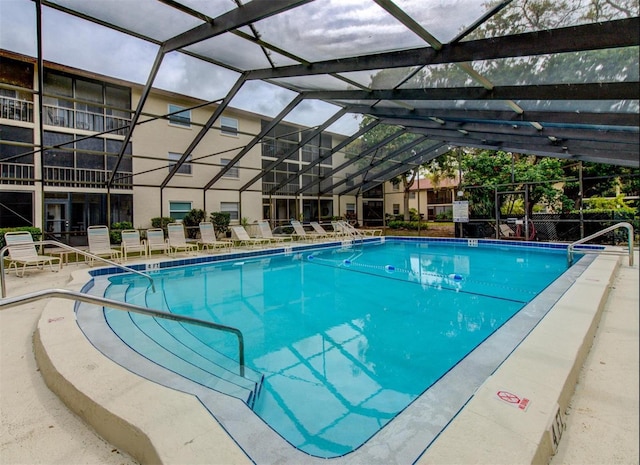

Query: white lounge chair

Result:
[87,225,122,265]
[290,220,322,242]
[167,223,198,256]
[231,225,272,248]
[146,228,168,256]
[3,231,61,277]
[198,222,232,253]
[309,221,339,239]
[257,220,292,244]
[120,229,147,261]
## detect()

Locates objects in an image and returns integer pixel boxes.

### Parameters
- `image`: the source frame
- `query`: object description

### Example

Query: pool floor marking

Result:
[305,259,528,304]
[496,390,530,411]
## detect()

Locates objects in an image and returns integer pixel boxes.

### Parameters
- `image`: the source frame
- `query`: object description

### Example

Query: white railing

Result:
[43,104,130,135]
[1,96,34,122]
[1,162,35,185]
[567,222,634,267]
[44,166,132,189]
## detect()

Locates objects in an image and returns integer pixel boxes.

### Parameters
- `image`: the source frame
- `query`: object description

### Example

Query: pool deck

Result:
[1,246,638,465]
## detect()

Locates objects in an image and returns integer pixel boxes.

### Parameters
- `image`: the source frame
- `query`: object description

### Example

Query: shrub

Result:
[182,209,207,238]
[0,227,42,248]
[109,221,133,244]
[151,217,174,229]
[210,212,231,237]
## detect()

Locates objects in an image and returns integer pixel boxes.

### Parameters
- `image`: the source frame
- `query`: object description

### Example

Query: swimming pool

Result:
[78,238,587,462]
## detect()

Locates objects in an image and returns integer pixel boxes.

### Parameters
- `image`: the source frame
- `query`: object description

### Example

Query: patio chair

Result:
[310,221,340,239]
[146,228,169,256]
[3,231,61,277]
[290,220,322,242]
[87,225,122,265]
[120,229,147,261]
[230,225,272,248]
[198,222,233,253]
[337,220,382,238]
[167,223,198,256]
[257,220,292,244]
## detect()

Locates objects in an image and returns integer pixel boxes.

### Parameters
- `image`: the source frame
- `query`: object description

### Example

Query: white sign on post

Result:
[453,201,469,223]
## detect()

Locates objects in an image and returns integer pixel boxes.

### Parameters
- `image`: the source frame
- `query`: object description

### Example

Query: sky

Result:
[0,0,487,135]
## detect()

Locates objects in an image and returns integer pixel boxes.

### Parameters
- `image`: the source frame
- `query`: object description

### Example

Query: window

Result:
[221,202,239,221]
[392,183,400,191]
[393,203,400,215]
[346,203,356,215]
[169,201,192,222]
[220,116,238,136]
[409,192,416,199]
[221,158,239,178]
[168,152,192,175]
[168,104,191,128]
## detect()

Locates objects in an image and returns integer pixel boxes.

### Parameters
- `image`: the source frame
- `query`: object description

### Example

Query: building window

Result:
[169,201,192,221]
[221,158,239,178]
[393,203,400,215]
[409,192,416,199]
[221,202,239,221]
[168,104,191,128]
[220,116,238,136]
[168,152,192,175]
[346,203,356,215]
[392,183,400,191]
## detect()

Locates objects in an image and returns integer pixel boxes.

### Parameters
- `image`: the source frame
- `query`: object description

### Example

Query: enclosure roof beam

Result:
[293,127,408,195]
[247,18,639,80]
[239,107,349,192]
[317,136,429,195]
[269,119,381,195]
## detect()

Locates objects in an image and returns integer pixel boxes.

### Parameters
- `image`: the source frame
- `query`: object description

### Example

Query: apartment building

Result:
[0,50,361,242]
[384,177,459,221]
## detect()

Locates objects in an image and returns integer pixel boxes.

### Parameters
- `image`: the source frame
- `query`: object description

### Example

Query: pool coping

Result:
[33,238,620,465]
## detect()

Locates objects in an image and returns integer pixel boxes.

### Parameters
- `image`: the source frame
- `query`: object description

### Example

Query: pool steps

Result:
[101,282,263,408]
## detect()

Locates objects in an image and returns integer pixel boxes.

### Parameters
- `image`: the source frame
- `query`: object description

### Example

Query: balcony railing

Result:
[1,162,35,185]
[43,104,130,135]
[0,96,34,123]
[44,166,132,189]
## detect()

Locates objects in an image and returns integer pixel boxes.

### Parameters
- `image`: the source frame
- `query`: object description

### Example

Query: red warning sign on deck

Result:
[496,390,530,411]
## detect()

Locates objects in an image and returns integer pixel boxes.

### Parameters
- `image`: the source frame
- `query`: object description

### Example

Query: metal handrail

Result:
[567,222,634,267]
[0,288,246,377]
[1,239,155,298]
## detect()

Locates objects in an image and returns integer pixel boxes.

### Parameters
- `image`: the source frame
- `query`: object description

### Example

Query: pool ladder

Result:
[567,222,635,267]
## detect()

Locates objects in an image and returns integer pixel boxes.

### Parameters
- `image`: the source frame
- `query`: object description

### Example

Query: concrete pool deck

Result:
[1,248,638,464]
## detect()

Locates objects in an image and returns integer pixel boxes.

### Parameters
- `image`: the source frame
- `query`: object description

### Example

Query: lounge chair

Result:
[257,220,292,244]
[310,221,340,239]
[120,229,147,261]
[87,225,122,265]
[230,225,272,248]
[198,222,232,253]
[290,220,322,242]
[146,228,168,255]
[337,220,382,237]
[167,222,198,256]
[3,231,61,277]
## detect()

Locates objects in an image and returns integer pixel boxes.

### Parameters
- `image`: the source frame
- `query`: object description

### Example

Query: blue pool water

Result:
[99,240,571,458]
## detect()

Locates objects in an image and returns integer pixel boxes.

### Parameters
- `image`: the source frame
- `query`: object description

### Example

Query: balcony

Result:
[43,104,130,135]
[44,166,132,189]
[0,162,35,185]
[0,96,34,123]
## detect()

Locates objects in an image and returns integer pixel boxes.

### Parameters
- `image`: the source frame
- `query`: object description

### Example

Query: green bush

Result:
[109,221,133,244]
[151,217,174,229]
[182,209,207,238]
[0,227,42,248]
[210,212,231,237]
[386,220,427,230]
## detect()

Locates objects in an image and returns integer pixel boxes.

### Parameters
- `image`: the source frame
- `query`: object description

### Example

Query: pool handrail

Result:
[0,288,246,377]
[567,222,634,267]
[1,239,155,298]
